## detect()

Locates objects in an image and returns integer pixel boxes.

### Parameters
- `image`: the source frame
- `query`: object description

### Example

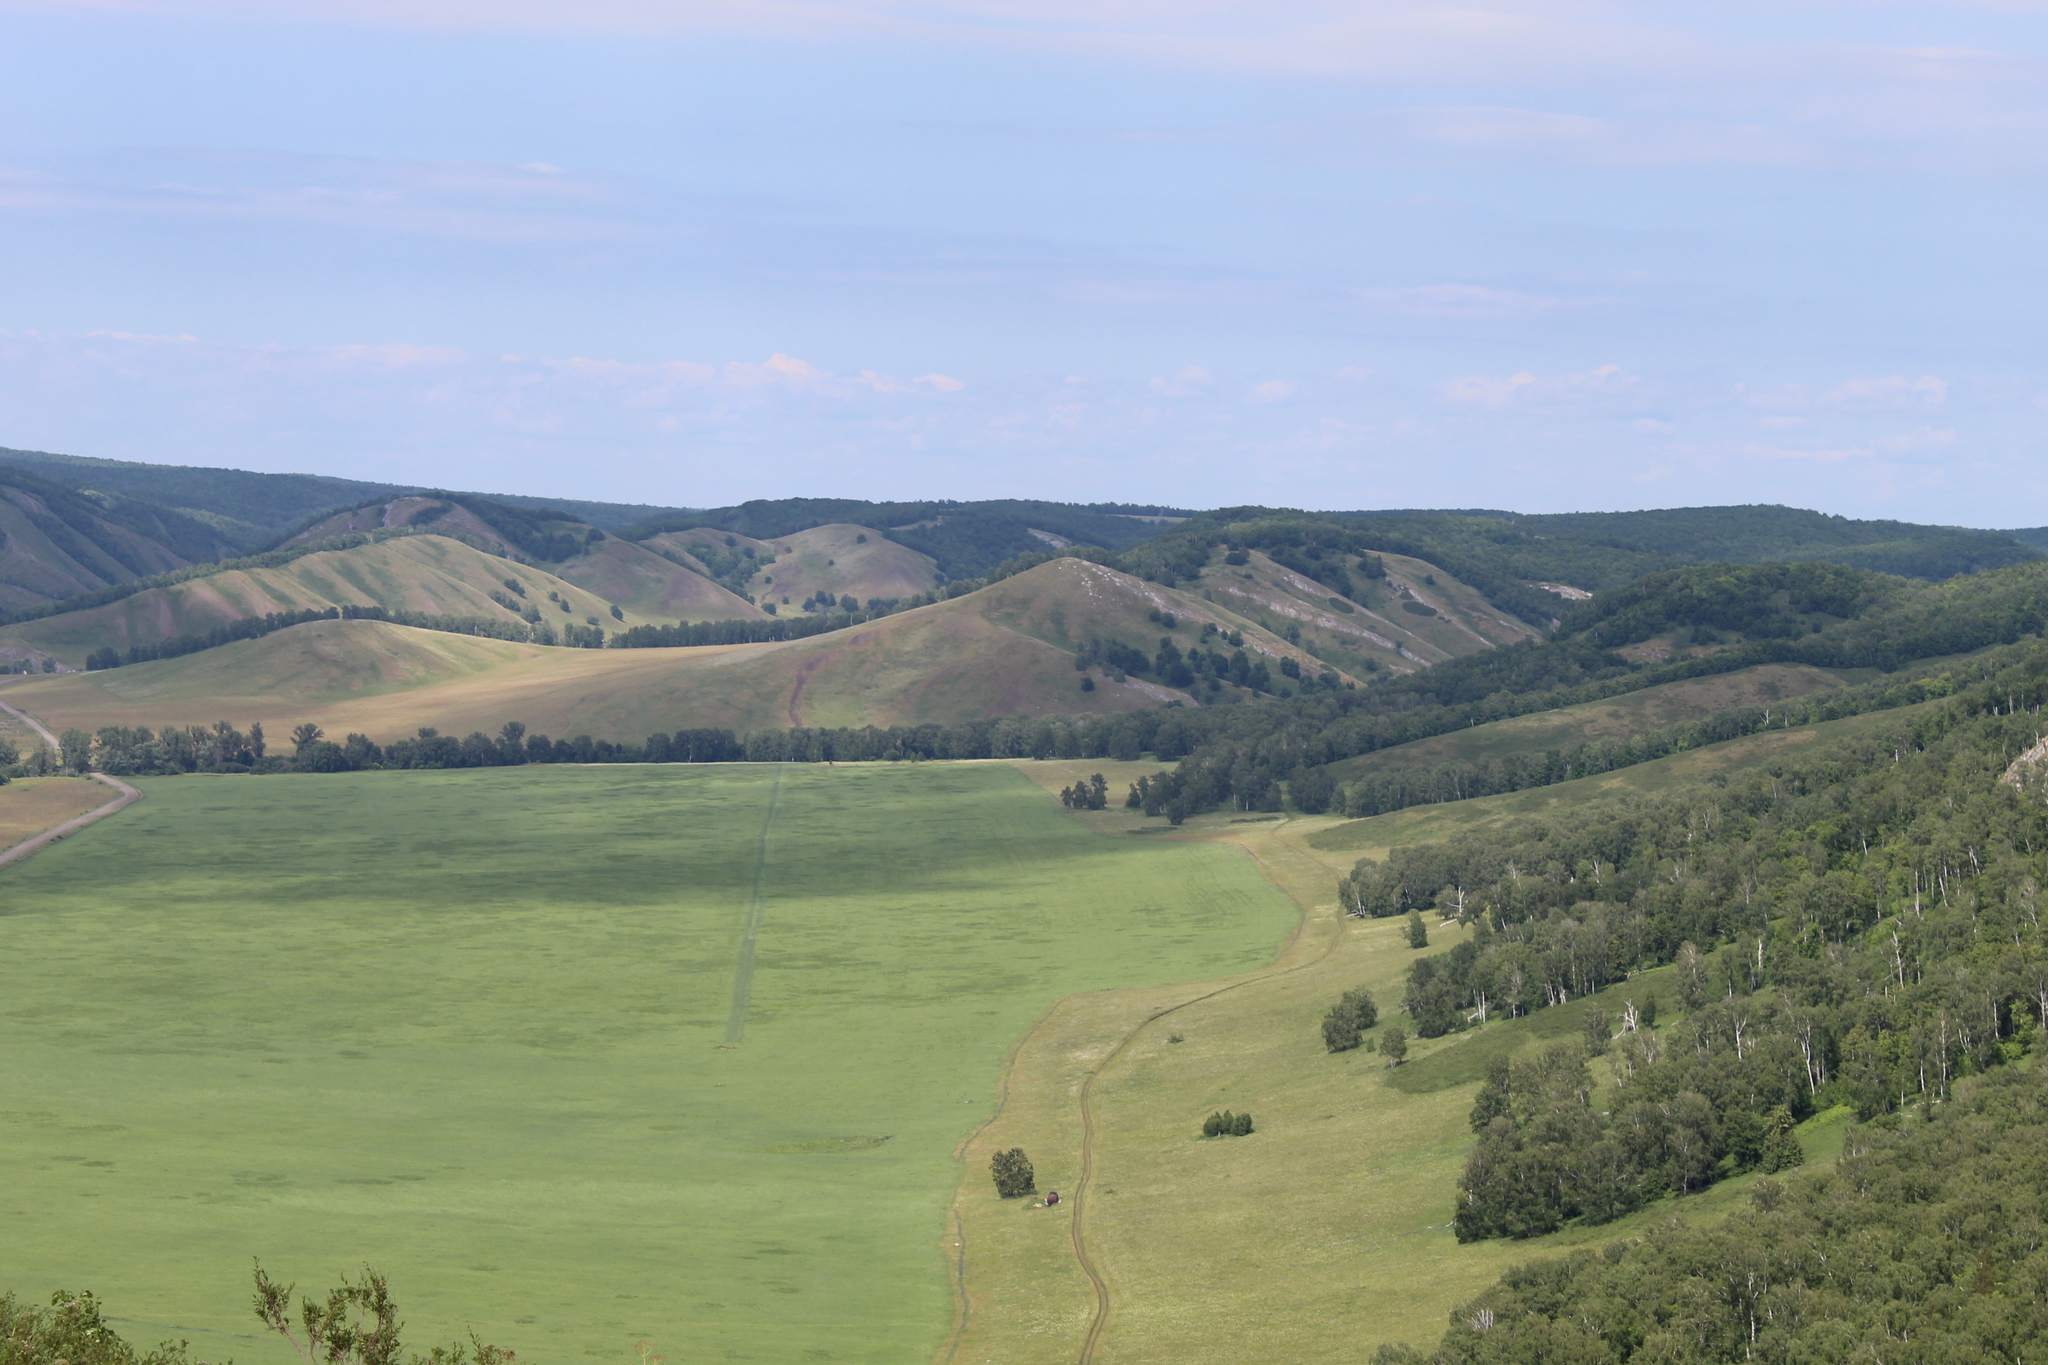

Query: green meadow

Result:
[0,763,1296,1364]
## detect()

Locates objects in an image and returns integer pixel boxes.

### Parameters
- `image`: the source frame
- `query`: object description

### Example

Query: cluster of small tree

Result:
[1405,1066,2048,1364]
[1059,773,1109,809]
[612,610,887,648]
[1201,1110,1254,1137]
[83,721,265,774]
[1320,987,1379,1051]
[989,1148,1035,1198]
[1072,635,1152,679]
[1452,1036,1806,1243]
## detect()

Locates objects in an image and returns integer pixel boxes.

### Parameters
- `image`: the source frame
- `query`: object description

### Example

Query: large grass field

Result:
[0,762,1297,1364]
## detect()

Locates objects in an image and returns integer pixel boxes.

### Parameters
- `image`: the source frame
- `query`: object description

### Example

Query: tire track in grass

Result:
[1069,822,1346,1365]
[724,764,787,1045]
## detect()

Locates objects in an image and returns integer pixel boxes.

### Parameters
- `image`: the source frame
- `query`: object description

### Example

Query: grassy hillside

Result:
[0,535,650,664]
[0,465,238,614]
[0,558,1343,740]
[0,763,1294,1365]
[549,536,763,621]
[744,522,942,605]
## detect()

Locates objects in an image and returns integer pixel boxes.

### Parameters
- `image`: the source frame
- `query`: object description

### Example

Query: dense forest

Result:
[1308,638,2048,1359]
[1385,1065,2048,1364]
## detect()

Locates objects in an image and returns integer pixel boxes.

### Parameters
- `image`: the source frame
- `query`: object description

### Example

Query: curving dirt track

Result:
[1065,825,1347,1364]
[0,696,144,870]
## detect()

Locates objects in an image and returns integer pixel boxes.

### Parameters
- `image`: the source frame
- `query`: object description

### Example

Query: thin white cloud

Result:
[1743,442,1875,462]
[1354,284,1579,318]
[1439,363,1639,412]
[1823,374,1948,409]
[0,151,638,245]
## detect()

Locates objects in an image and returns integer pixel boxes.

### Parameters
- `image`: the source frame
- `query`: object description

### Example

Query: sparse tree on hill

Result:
[58,728,92,773]
[1381,1026,1408,1066]
[1405,911,1428,949]
[291,723,325,755]
[990,1147,1035,1198]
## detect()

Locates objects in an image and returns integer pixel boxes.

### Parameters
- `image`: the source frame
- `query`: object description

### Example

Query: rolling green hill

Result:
[743,522,944,606]
[552,535,764,621]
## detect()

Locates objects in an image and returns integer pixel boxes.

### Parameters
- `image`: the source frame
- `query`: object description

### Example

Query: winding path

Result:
[1065,825,1347,1364]
[0,697,144,870]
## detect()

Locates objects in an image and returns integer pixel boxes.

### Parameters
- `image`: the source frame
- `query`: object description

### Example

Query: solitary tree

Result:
[1583,1006,1611,1056]
[1322,986,1379,1052]
[990,1147,1035,1198]
[1381,1026,1409,1066]
[1405,911,1429,949]
[290,723,325,755]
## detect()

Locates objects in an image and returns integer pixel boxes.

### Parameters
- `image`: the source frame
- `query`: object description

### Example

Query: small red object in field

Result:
[1045,1190,1060,1206]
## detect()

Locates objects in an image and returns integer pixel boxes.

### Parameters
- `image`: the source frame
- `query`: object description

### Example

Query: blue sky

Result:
[2,1,2045,521]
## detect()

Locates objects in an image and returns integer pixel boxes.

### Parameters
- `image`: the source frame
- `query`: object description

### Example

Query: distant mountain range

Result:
[6,441,2048,745]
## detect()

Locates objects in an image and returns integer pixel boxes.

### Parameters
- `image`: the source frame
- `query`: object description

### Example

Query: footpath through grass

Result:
[0,763,1295,1365]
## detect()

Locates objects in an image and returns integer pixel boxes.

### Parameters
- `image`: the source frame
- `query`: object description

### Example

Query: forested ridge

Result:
[1338,640,2048,1360]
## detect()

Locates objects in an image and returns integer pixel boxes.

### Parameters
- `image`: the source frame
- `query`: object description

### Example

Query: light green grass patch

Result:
[0,764,1296,1365]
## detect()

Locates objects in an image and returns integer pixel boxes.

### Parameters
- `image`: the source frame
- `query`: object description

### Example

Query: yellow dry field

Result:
[944,760,1805,1364]
[0,776,115,850]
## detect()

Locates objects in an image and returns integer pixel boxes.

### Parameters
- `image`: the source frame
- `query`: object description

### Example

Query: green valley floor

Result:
[0,764,1297,1364]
